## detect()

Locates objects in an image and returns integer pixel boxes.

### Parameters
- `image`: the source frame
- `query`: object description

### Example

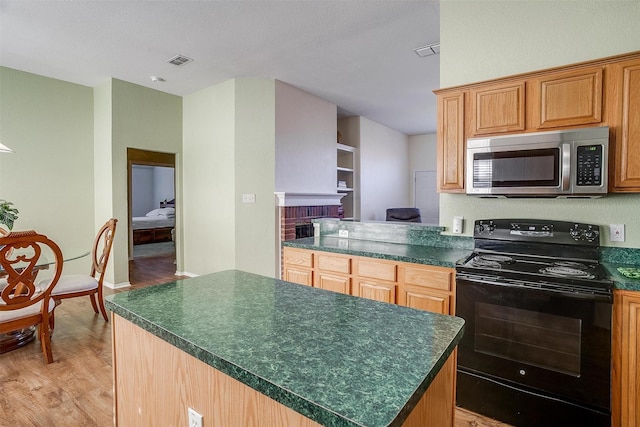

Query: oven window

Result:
[473,148,559,188]
[475,302,581,377]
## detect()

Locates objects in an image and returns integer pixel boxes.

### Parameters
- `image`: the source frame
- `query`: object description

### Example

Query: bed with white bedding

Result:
[132,208,175,245]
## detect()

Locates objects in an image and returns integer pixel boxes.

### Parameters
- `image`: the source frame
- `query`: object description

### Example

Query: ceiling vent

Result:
[413,43,440,57]
[166,55,194,66]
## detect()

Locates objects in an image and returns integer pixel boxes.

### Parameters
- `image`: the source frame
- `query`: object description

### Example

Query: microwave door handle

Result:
[562,143,571,191]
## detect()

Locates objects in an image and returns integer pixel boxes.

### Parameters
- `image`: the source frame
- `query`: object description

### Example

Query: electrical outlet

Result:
[610,224,625,242]
[241,193,256,203]
[338,229,349,238]
[188,407,203,427]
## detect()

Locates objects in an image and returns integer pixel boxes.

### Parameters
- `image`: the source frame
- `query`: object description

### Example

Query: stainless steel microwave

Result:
[466,126,609,198]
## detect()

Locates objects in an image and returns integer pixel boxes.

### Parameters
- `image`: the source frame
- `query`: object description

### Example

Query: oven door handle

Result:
[456,274,612,302]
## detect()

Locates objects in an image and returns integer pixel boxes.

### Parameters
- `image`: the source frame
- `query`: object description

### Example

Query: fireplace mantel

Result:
[274,192,345,207]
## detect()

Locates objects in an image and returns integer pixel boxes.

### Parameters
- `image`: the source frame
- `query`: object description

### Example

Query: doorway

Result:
[127,148,176,282]
[414,170,439,225]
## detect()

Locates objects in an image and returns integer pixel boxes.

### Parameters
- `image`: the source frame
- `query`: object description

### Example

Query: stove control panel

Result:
[474,219,601,246]
[570,223,599,242]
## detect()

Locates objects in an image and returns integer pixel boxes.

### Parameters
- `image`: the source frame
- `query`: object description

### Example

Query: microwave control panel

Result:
[576,144,603,186]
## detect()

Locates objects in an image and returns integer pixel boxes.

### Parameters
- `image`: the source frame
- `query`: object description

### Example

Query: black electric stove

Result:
[455,219,613,427]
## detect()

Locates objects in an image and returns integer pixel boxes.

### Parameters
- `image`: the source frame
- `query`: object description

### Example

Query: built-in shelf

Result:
[337,141,357,220]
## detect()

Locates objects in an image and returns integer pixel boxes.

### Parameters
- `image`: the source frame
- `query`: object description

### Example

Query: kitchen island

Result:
[105,270,464,427]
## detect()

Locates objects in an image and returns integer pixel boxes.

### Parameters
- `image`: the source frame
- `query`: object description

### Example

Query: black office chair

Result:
[385,208,422,223]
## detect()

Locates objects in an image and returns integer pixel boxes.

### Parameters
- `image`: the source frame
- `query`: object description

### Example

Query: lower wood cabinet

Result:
[612,289,640,427]
[356,280,397,304]
[400,286,451,316]
[282,248,314,286]
[315,272,351,295]
[398,264,456,315]
[282,247,455,316]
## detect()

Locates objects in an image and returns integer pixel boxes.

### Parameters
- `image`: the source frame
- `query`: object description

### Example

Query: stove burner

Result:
[553,260,588,269]
[539,266,595,279]
[480,255,513,263]
[469,254,513,269]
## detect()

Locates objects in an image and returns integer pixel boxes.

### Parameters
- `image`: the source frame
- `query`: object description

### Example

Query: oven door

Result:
[455,274,612,413]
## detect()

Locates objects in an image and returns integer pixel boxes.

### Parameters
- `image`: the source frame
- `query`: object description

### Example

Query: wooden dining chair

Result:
[0,230,63,363]
[47,218,117,322]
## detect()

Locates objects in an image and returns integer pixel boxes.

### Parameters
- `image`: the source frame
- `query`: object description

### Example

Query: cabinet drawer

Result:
[403,265,453,292]
[358,260,397,282]
[317,254,351,274]
[283,249,313,268]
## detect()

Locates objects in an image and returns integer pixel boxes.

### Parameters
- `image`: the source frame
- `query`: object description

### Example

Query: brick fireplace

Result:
[280,205,340,241]
[275,192,345,275]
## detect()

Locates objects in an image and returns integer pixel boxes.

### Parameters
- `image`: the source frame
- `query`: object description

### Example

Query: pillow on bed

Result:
[146,208,175,217]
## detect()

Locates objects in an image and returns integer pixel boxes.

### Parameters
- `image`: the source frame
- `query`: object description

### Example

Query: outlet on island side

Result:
[338,229,349,238]
[610,224,625,242]
[188,407,203,427]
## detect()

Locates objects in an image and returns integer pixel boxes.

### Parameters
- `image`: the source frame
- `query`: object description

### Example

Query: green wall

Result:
[182,78,277,277]
[108,79,182,284]
[440,1,640,248]
[182,79,237,275]
[0,66,94,275]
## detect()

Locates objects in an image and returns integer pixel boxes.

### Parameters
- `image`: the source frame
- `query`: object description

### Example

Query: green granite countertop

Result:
[603,262,640,291]
[105,270,464,427]
[282,236,471,268]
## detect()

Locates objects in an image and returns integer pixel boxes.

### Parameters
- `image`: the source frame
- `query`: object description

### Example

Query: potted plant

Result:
[0,199,19,231]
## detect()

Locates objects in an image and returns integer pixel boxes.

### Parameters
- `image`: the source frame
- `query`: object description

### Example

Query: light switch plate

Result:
[241,193,256,203]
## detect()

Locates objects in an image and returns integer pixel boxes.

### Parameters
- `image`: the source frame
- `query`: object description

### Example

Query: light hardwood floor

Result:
[0,254,511,427]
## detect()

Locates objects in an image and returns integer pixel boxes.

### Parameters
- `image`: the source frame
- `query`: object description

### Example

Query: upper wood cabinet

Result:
[436,91,466,192]
[607,58,640,191]
[435,51,640,193]
[469,81,525,136]
[529,67,604,129]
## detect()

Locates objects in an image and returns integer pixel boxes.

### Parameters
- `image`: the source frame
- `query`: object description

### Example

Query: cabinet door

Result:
[315,273,351,295]
[356,280,396,304]
[436,91,466,192]
[531,67,603,129]
[612,290,640,427]
[609,59,640,191]
[401,285,451,315]
[283,267,313,286]
[469,81,525,136]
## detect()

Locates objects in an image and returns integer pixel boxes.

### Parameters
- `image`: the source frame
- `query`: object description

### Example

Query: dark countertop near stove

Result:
[603,262,640,292]
[282,236,471,268]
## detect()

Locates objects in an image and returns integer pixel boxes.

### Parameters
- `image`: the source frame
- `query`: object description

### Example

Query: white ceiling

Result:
[0,1,440,135]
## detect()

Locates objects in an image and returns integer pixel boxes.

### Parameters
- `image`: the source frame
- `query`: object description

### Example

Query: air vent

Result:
[166,55,194,66]
[413,43,440,57]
